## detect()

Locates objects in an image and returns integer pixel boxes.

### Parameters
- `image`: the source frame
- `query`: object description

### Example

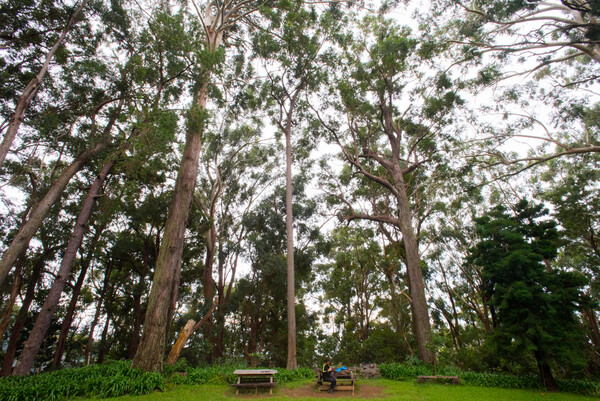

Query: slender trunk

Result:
[84,262,112,365]
[0,98,122,289]
[203,225,217,361]
[285,129,297,370]
[13,159,115,376]
[51,257,89,368]
[0,0,89,167]
[584,308,600,349]
[128,273,145,359]
[0,262,23,341]
[212,252,225,361]
[280,84,304,371]
[166,301,216,365]
[97,312,112,364]
[52,224,105,368]
[0,253,44,376]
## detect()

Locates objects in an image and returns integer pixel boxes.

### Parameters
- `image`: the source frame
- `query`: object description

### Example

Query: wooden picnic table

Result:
[232,369,278,395]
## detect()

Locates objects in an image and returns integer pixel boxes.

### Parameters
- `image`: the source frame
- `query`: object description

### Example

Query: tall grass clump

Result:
[0,360,164,401]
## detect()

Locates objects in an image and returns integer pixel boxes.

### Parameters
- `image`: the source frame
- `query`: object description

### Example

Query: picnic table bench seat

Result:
[416,375,460,384]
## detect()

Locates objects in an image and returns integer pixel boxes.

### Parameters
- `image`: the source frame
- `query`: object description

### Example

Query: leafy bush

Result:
[379,362,600,396]
[275,367,314,383]
[379,361,461,380]
[0,360,164,401]
[171,364,314,386]
[459,371,540,390]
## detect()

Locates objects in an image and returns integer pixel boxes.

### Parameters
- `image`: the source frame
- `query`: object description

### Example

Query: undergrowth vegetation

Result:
[2,359,599,401]
[379,362,600,396]
[0,359,315,401]
[0,361,164,401]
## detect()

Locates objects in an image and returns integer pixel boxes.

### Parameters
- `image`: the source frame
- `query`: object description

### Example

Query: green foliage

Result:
[380,362,600,396]
[273,367,315,383]
[467,199,588,385]
[0,360,164,401]
[165,364,313,386]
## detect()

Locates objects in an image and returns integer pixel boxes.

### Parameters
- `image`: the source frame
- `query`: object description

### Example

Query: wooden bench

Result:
[417,375,460,385]
[315,370,356,395]
[231,369,278,395]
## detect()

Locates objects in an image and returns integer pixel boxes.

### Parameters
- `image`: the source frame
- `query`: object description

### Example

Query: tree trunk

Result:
[128,273,146,359]
[13,159,115,376]
[132,84,208,373]
[166,301,216,365]
[584,308,600,349]
[0,97,122,290]
[535,350,558,391]
[0,261,23,341]
[285,125,297,370]
[0,0,89,167]
[52,256,89,368]
[0,252,44,376]
[97,312,112,364]
[52,224,105,368]
[84,261,113,365]
[396,185,433,364]
[131,5,226,372]
[203,225,217,361]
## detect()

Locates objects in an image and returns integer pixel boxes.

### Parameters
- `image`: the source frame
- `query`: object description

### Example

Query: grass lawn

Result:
[75,379,599,401]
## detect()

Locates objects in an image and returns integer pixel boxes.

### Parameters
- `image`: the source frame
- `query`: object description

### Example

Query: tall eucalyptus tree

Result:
[316,15,465,364]
[132,0,277,373]
[252,2,328,369]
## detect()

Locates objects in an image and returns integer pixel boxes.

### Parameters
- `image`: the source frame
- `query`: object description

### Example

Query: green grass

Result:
[74,379,599,401]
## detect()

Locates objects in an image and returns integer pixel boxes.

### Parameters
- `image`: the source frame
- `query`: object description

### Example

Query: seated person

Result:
[322,358,336,393]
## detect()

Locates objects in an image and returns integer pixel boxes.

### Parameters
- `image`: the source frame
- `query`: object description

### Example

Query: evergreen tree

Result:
[467,199,587,390]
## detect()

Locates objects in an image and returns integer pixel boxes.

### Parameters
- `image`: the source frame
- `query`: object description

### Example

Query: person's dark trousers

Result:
[323,375,336,392]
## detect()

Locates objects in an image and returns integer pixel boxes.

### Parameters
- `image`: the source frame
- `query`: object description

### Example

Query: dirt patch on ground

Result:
[279,383,386,398]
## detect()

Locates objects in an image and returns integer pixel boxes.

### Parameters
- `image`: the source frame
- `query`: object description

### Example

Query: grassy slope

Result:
[77,379,598,401]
